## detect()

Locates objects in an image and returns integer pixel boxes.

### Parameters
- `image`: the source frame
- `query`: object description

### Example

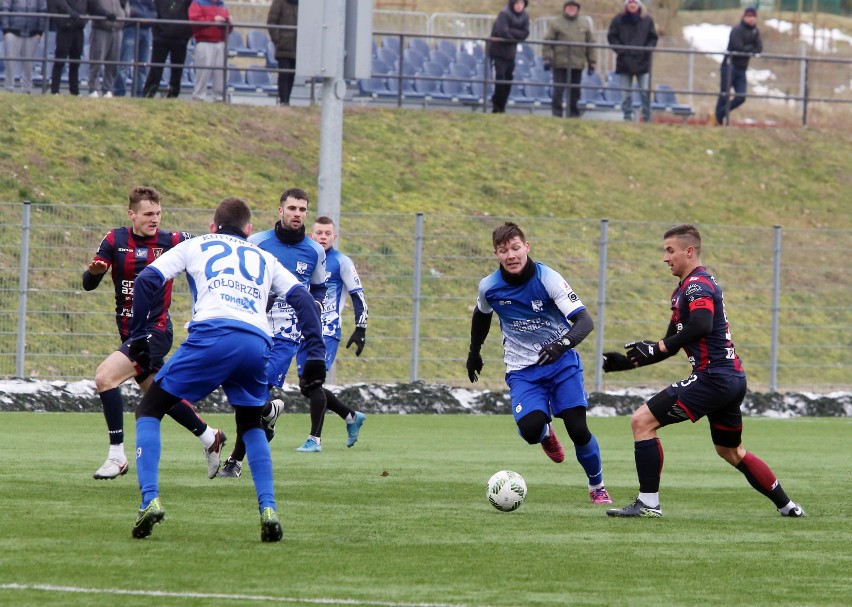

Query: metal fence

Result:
[3,203,850,394]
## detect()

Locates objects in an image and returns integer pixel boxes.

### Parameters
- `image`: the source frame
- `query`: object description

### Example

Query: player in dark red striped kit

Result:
[602,224,804,518]
[83,186,226,480]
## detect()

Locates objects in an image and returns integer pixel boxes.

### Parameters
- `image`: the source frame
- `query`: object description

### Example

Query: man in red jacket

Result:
[189,0,232,101]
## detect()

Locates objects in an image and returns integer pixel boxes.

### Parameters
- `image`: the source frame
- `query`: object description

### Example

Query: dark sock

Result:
[166,399,207,436]
[308,387,327,437]
[635,438,664,493]
[736,452,790,508]
[323,388,354,420]
[100,387,124,445]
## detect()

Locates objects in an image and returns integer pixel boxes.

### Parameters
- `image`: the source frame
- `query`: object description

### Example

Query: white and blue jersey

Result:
[249,228,326,343]
[130,232,325,404]
[321,247,368,341]
[476,263,586,373]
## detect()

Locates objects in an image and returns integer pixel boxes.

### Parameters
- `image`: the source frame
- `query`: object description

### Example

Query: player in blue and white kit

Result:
[304,216,369,449]
[603,224,804,518]
[466,222,613,505]
[127,197,326,541]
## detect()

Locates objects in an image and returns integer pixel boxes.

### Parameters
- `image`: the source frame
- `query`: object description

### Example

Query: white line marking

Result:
[0,584,495,607]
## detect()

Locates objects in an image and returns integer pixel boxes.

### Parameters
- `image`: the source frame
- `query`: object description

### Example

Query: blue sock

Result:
[243,427,277,512]
[135,417,161,508]
[575,434,603,486]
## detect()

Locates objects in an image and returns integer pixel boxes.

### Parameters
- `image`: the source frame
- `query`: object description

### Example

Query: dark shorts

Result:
[118,329,173,383]
[646,372,747,448]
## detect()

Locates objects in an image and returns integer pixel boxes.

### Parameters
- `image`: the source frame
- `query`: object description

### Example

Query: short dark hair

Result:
[128,186,162,210]
[492,222,526,249]
[213,197,252,231]
[664,223,702,255]
[314,215,335,227]
[280,188,309,204]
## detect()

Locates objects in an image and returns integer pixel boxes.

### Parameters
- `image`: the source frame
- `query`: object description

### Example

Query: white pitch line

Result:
[0,583,499,607]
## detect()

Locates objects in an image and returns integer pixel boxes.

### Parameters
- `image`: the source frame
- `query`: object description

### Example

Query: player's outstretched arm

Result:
[82,260,109,291]
[467,308,492,382]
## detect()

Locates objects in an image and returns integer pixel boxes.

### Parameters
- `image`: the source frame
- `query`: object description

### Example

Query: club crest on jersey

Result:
[296,261,308,274]
[531,300,543,313]
[135,248,148,258]
[153,248,164,258]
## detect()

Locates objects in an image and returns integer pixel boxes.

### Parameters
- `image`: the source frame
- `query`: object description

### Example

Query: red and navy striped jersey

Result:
[90,227,193,337]
[670,266,745,376]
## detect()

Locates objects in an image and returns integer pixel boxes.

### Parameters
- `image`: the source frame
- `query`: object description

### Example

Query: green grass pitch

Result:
[0,413,848,607]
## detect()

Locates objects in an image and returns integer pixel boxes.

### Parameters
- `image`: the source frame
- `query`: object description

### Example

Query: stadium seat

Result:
[372,57,392,75]
[358,75,391,98]
[508,83,535,104]
[376,46,399,71]
[246,65,277,94]
[227,67,252,92]
[227,31,250,56]
[456,51,478,72]
[408,37,431,58]
[387,61,425,98]
[403,48,427,71]
[428,49,452,72]
[653,84,694,118]
[437,39,457,60]
[382,36,401,54]
[246,31,270,57]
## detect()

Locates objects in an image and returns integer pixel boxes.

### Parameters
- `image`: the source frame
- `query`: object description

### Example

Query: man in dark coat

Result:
[49,0,116,95]
[267,0,297,105]
[713,7,763,125]
[487,0,529,114]
[142,0,193,98]
[607,0,657,122]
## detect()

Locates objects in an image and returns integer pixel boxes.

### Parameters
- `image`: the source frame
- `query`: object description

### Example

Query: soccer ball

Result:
[486,470,527,512]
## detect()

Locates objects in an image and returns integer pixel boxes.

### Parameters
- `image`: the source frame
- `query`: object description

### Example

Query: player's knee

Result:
[630,405,657,437]
[714,444,745,466]
[556,407,592,446]
[517,410,548,444]
[94,364,118,391]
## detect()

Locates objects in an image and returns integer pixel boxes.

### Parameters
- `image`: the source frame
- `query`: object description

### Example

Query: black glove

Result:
[625,340,661,367]
[602,351,633,372]
[587,63,595,76]
[299,359,326,397]
[105,12,116,22]
[128,338,151,373]
[536,336,572,366]
[543,61,551,72]
[466,349,483,383]
[346,327,366,357]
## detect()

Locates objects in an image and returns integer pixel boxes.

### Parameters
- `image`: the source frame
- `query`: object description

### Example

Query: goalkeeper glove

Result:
[536,336,573,366]
[602,351,633,372]
[625,340,663,367]
[466,348,483,383]
[346,327,366,356]
[299,359,326,397]
[128,337,151,374]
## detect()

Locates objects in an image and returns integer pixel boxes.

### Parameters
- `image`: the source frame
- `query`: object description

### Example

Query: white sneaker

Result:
[103,91,113,98]
[204,429,227,479]
[88,91,99,98]
[93,456,128,479]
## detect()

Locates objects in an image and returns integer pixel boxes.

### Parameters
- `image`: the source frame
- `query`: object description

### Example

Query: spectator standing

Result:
[466,222,613,506]
[607,0,657,122]
[87,0,129,97]
[266,0,297,106]
[713,7,762,126]
[48,0,117,96]
[113,0,155,97]
[188,0,231,102]
[1,0,48,94]
[543,0,595,118]
[487,0,529,114]
[142,0,193,97]
[602,224,804,519]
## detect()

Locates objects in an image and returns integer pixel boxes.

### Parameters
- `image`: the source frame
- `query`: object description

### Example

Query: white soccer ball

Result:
[486,470,527,512]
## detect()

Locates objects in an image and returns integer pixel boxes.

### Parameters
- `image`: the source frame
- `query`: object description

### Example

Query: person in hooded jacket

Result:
[266,0,297,106]
[87,0,129,97]
[487,0,529,114]
[142,0,193,98]
[713,7,763,126]
[607,0,657,122]
[543,0,595,118]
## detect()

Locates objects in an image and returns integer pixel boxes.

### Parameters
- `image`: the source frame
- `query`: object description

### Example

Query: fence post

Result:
[410,213,424,382]
[16,201,32,378]
[594,219,608,393]
[769,225,782,392]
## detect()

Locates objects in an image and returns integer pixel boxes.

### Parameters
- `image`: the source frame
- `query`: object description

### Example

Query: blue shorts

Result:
[267,338,299,387]
[156,325,271,406]
[505,358,588,424]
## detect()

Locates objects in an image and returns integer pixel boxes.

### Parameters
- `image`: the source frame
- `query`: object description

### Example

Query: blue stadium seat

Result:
[456,51,478,72]
[653,84,694,117]
[408,37,431,58]
[246,65,277,94]
[372,57,392,75]
[227,31,250,56]
[403,48,427,71]
[358,75,391,98]
[227,67,252,92]
[437,39,457,60]
[387,61,425,98]
[376,46,399,71]
[382,36,401,54]
[428,49,452,71]
[246,31,270,57]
